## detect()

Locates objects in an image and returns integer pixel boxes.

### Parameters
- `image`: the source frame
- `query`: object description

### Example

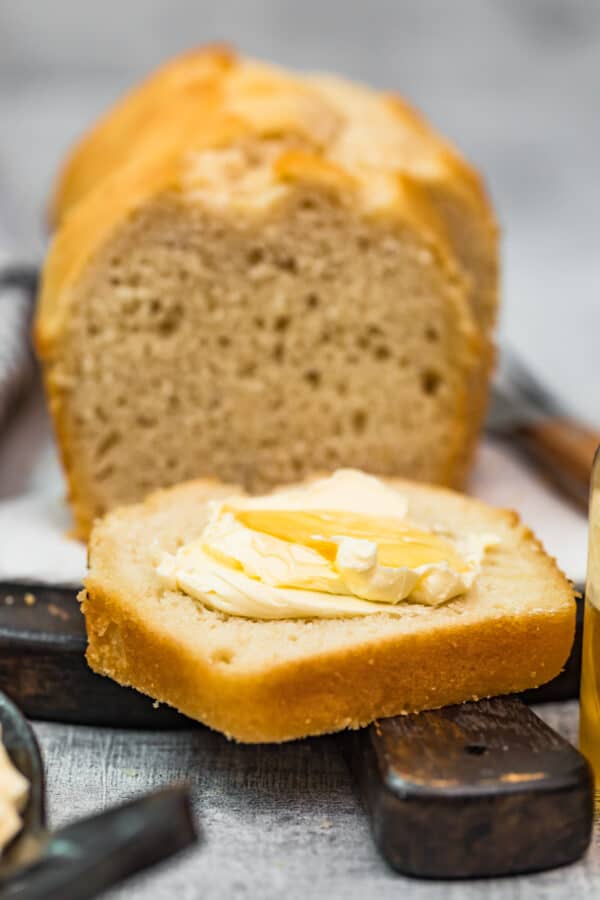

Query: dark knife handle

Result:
[512,417,599,512]
[0,263,39,426]
[345,697,593,879]
[1,786,197,900]
[0,264,39,297]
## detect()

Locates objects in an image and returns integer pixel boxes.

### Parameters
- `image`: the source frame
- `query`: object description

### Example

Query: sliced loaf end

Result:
[41,174,480,539]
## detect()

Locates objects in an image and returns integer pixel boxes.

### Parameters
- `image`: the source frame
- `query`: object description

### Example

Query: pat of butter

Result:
[0,733,29,853]
[156,470,497,619]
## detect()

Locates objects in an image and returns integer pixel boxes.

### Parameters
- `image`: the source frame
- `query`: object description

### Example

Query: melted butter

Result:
[231,508,470,571]
[156,470,497,619]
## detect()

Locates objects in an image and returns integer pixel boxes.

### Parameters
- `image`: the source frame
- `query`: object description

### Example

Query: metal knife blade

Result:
[486,348,562,434]
[486,347,600,511]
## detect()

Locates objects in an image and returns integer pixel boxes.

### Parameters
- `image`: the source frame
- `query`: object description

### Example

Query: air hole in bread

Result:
[273,342,285,363]
[374,344,390,361]
[421,369,442,396]
[211,649,233,665]
[123,298,141,316]
[238,362,257,378]
[136,414,157,428]
[276,255,297,274]
[425,325,439,343]
[218,335,231,348]
[247,247,264,266]
[158,307,183,337]
[306,293,320,310]
[367,324,383,339]
[303,369,321,389]
[95,463,114,481]
[274,315,290,332]
[352,409,368,434]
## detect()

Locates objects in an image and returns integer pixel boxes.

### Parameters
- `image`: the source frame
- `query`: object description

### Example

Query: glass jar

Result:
[579,447,600,780]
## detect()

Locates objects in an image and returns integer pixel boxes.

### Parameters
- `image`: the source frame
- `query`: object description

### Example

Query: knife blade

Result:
[486,348,600,511]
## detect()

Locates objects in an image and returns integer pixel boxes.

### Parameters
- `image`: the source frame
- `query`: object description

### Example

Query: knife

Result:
[0,185,39,432]
[487,348,600,511]
[0,689,197,899]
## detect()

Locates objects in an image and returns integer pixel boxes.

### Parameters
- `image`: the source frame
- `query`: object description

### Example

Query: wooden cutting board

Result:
[0,581,591,878]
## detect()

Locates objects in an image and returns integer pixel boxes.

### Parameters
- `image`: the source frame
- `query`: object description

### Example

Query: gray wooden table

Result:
[2,1,600,896]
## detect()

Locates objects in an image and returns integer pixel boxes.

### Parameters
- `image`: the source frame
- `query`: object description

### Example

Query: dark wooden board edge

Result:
[0,583,193,728]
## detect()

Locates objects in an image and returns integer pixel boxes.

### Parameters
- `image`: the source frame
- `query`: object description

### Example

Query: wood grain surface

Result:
[347,698,592,878]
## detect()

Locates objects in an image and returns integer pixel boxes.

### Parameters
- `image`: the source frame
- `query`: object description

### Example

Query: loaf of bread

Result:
[36,46,498,539]
[81,476,574,743]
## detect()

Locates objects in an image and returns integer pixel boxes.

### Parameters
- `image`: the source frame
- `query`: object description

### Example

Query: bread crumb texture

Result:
[81,477,575,743]
[36,45,499,538]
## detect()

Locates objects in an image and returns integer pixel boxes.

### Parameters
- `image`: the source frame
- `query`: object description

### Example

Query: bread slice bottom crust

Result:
[80,477,575,743]
[83,584,572,743]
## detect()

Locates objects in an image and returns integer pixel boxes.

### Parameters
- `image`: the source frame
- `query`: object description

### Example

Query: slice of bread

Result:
[81,477,575,743]
[36,47,498,540]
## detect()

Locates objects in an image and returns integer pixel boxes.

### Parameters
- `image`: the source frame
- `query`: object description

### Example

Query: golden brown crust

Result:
[81,477,576,743]
[48,44,237,228]
[82,584,573,743]
[37,46,498,359]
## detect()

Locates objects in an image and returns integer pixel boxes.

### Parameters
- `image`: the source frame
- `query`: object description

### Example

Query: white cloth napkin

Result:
[0,380,589,589]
